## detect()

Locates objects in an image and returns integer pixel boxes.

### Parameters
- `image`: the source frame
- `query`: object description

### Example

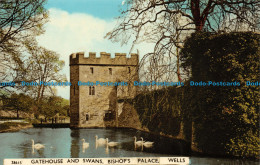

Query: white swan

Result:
[133,136,143,146]
[106,138,119,147]
[31,139,45,150]
[141,137,154,147]
[81,138,89,148]
[95,135,106,144]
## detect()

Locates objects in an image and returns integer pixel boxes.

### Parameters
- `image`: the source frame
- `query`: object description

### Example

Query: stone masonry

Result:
[70,52,139,128]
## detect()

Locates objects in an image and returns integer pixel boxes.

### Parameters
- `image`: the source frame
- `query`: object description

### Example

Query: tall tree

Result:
[22,38,66,102]
[0,0,48,89]
[106,0,259,82]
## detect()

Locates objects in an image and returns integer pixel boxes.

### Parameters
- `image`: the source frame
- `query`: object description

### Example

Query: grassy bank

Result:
[0,122,32,133]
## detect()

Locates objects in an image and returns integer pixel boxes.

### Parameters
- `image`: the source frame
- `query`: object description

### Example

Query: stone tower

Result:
[69,52,139,128]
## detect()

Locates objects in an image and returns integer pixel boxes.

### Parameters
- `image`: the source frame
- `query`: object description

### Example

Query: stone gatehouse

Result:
[69,52,139,128]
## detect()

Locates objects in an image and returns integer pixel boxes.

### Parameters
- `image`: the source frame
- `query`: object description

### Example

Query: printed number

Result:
[11,161,22,164]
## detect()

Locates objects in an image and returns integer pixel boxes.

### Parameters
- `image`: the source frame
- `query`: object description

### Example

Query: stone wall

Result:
[70,64,79,127]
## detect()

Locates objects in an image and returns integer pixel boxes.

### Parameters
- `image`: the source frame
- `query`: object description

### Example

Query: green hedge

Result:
[180,32,259,158]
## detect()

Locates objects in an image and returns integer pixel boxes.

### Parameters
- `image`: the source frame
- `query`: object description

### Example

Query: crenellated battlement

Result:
[70,52,139,66]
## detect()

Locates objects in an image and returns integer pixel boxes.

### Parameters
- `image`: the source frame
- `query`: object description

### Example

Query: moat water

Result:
[0,128,258,165]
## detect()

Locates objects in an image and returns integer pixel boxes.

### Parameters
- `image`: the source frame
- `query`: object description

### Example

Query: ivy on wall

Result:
[133,87,183,136]
[180,32,259,158]
[133,32,259,158]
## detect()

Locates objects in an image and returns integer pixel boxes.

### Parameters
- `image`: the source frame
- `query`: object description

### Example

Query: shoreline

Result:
[0,122,33,133]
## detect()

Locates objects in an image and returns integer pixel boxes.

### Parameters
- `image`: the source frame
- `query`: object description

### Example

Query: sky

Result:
[45,0,124,20]
[37,0,154,99]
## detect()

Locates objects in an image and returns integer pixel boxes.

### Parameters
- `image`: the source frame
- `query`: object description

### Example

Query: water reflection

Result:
[70,129,80,158]
[134,143,144,152]
[94,134,123,155]
[95,135,106,144]
[81,138,89,153]
[0,128,258,165]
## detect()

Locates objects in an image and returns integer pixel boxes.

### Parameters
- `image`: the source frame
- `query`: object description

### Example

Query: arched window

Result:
[89,86,95,95]
[92,86,95,95]
[86,113,89,121]
[109,68,112,75]
[89,86,91,95]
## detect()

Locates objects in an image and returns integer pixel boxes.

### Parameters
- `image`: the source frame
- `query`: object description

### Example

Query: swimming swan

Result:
[95,135,106,144]
[133,136,142,146]
[81,138,89,148]
[106,138,119,147]
[31,139,45,150]
[141,137,154,147]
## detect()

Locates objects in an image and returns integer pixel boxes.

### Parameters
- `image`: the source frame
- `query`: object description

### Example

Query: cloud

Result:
[37,8,154,99]
[38,8,119,62]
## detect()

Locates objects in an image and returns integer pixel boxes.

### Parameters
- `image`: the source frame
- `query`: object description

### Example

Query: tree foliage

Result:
[1,94,69,119]
[2,93,33,118]
[0,0,48,51]
[0,0,48,90]
[38,96,68,119]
